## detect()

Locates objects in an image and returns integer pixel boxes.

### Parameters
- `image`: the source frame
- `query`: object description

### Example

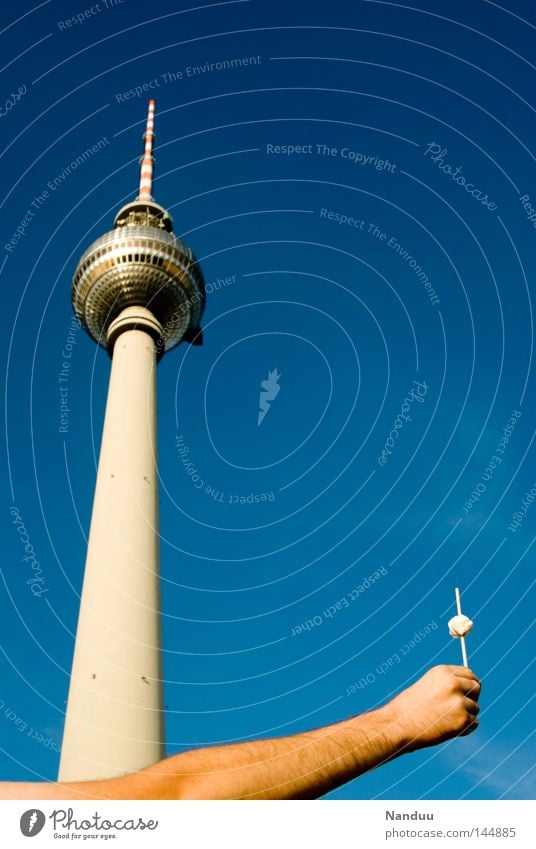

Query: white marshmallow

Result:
[448,614,474,638]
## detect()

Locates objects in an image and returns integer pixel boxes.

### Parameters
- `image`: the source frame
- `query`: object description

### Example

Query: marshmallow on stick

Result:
[448,587,473,667]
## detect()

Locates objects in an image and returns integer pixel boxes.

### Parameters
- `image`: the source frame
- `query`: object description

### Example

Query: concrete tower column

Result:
[59,307,165,781]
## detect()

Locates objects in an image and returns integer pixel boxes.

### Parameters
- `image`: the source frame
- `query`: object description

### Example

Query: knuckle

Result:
[453,705,468,730]
[455,715,467,733]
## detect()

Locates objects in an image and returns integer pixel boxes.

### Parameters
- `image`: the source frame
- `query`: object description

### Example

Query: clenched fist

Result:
[385,665,481,752]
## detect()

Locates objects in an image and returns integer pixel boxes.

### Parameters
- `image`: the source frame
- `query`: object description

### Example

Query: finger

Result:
[460,716,479,736]
[463,697,480,716]
[441,665,479,684]
[458,678,481,699]
[442,665,473,673]
[451,665,480,682]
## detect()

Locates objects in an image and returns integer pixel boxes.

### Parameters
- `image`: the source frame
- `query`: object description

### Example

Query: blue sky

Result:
[0,0,534,799]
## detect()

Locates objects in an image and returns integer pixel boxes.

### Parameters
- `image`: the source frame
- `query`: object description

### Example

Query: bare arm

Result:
[0,665,480,801]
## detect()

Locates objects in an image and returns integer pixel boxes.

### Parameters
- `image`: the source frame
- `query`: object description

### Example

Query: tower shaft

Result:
[59,308,165,781]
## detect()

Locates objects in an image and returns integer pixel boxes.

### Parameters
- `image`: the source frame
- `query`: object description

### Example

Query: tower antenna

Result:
[138,98,155,200]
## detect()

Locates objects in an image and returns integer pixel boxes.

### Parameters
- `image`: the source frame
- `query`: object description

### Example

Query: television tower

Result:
[58,101,205,782]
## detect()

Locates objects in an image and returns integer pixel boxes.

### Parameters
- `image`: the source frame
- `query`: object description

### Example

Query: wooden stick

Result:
[455,587,468,667]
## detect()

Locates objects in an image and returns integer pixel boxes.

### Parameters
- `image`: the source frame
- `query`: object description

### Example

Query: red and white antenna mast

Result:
[138,98,155,200]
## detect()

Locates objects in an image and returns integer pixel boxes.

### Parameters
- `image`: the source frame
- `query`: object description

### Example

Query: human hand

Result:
[385,665,481,752]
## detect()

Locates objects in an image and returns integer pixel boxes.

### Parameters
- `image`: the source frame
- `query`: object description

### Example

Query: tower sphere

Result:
[71,101,205,355]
